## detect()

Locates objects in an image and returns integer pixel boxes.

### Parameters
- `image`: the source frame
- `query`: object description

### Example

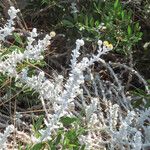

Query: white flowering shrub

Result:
[0,6,150,150]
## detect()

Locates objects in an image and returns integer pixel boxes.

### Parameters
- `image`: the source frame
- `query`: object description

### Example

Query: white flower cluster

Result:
[24,28,51,60]
[77,67,150,149]
[0,6,19,41]
[20,69,63,102]
[26,39,112,142]
[0,27,51,77]
[0,33,111,142]
[81,98,150,150]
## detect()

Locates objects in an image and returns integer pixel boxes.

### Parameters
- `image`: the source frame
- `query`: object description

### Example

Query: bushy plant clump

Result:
[0,6,150,150]
[23,0,143,55]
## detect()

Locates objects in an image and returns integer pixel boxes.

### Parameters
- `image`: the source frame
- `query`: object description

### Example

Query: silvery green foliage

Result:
[0,125,14,149]
[79,70,150,149]
[0,6,150,150]
[26,39,112,142]
[0,27,51,77]
[80,98,150,150]
[0,6,19,41]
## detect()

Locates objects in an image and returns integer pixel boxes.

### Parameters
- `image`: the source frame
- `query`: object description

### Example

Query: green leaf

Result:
[121,11,125,20]
[95,20,100,27]
[139,32,143,38]
[33,115,44,131]
[85,15,89,26]
[114,0,119,10]
[54,133,62,145]
[60,117,77,126]
[89,17,94,27]
[147,79,150,84]
[31,143,45,150]
[145,100,150,108]
[62,20,74,27]
[132,99,143,108]
[93,2,98,11]
[8,45,23,53]
[135,22,139,30]
[81,145,86,150]
[127,25,132,36]
[13,33,23,45]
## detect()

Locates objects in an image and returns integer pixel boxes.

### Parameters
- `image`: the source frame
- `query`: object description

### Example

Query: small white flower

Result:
[76,39,84,46]
[0,6,19,41]
[8,6,20,19]
[98,40,103,46]
[30,28,38,37]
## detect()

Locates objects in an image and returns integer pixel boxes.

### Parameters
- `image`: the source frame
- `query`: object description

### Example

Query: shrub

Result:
[0,6,150,150]
[24,0,142,55]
